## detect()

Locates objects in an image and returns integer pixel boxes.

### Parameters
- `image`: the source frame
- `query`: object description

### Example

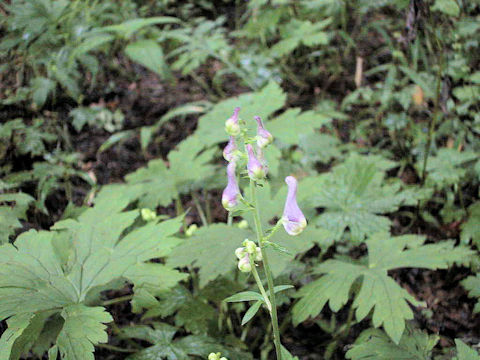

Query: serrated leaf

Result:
[99,17,180,38]
[309,154,424,241]
[293,233,473,343]
[455,339,480,360]
[462,274,480,313]
[461,202,480,246]
[168,224,250,287]
[0,313,35,360]
[345,325,439,359]
[57,305,112,360]
[0,192,34,243]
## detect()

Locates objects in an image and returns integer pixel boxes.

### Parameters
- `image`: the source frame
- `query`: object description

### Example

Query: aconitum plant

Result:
[222,108,306,360]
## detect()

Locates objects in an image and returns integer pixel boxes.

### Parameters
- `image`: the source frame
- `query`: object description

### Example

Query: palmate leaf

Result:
[308,154,427,242]
[125,135,217,208]
[345,325,439,360]
[293,233,473,343]
[0,191,34,244]
[167,224,250,287]
[0,186,185,359]
[122,322,252,360]
[270,18,331,58]
[461,273,480,313]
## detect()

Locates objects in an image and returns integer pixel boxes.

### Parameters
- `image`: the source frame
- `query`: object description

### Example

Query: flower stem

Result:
[250,179,282,360]
[250,259,272,312]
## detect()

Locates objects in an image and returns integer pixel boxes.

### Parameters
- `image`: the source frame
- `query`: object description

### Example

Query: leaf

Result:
[455,339,480,360]
[125,135,217,208]
[125,40,170,79]
[224,291,264,303]
[281,345,300,360]
[0,313,35,360]
[57,305,112,360]
[0,186,184,358]
[99,17,180,38]
[345,325,439,359]
[195,81,286,147]
[270,19,330,57]
[0,192,34,243]
[97,130,136,153]
[461,202,480,246]
[266,109,332,146]
[122,322,252,360]
[418,148,478,188]
[30,77,55,107]
[72,34,114,57]
[462,274,480,313]
[293,233,473,343]
[308,154,424,241]
[241,301,262,325]
[431,0,460,16]
[168,224,250,287]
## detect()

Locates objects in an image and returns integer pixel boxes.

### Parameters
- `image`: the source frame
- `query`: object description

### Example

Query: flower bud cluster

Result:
[235,239,262,273]
[208,352,228,360]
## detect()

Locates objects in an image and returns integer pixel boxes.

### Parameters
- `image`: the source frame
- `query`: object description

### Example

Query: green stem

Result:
[191,192,208,227]
[250,180,282,360]
[250,259,272,312]
[102,294,133,306]
[227,212,233,226]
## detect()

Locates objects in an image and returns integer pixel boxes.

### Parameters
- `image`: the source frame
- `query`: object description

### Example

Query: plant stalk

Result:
[250,180,282,360]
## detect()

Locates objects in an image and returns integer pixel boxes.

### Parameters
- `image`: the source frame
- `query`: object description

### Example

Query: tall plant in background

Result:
[221,108,307,360]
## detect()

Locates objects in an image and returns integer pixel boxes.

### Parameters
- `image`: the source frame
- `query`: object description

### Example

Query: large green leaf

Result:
[125,40,170,79]
[293,233,473,343]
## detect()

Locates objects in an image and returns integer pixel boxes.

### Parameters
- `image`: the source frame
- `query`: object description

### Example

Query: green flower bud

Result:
[237,219,249,229]
[185,224,198,237]
[254,247,263,262]
[235,247,246,260]
[242,239,257,254]
[141,208,157,222]
[208,353,221,360]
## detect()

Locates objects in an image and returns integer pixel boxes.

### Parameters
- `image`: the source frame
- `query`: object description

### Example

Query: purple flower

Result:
[255,116,273,148]
[282,176,307,236]
[222,161,241,210]
[225,107,241,136]
[223,136,237,162]
[246,144,266,181]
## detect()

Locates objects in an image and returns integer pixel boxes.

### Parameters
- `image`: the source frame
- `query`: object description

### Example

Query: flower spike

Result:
[255,116,273,148]
[225,107,241,136]
[222,161,241,211]
[246,144,266,181]
[223,136,237,162]
[282,176,307,236]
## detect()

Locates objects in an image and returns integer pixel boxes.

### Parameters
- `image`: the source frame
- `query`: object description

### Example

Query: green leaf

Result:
[281,345,300,360]
[461,202,480,246]
[241,301,262,325]
[125,40,170,79]
[0,192,34,243]
[224,291,264,303]
[30,77,55,107]
[97,130,136,153]
[195,81,286,147]
[57,305,112,360]
[168,224,250,287]
[455,339,480,360]
[270,19,330,57]
[0,313,35,360]
[122,322,252,360]
[431,0,460,16]
[99,17,180,38]
[266,109,332,146]
[417,148,478,188]
[345,325,439,359]
[462,274,480,313]
[125,135,217,208]
[308,154,424,241]
[293,233,473,343]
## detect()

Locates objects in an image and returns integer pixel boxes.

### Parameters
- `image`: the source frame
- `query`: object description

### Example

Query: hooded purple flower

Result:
[223,136,237,162]
[255,116,273,148]
[282,176,307,236]
[246,144,266,181]
[225,107,241,136]
[222,161,241,210]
